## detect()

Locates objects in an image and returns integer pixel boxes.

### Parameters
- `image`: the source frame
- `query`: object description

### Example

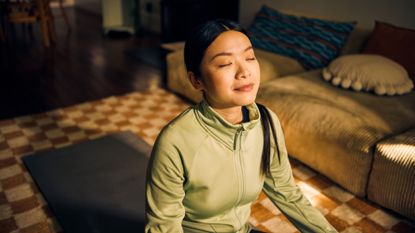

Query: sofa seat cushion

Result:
[166,48,304,103]
[368,128,415,220]
[256,70,415,196]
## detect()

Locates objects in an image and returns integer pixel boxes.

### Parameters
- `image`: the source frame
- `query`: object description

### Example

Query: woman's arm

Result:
[262,110,338,233]
[145,131,186,233]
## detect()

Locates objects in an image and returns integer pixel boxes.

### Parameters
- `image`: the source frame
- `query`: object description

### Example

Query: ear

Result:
[188,71,204,91]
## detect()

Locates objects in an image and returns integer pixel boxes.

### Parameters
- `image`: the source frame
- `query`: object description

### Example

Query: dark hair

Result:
[257,104,281,175]
[184,19,247,76]
[184,19,280,175]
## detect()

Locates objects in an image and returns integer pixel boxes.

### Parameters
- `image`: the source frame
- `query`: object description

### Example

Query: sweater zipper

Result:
[233,127,244,230]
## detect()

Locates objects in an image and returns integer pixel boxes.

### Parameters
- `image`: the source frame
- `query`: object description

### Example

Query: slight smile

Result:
[234,83,254,92]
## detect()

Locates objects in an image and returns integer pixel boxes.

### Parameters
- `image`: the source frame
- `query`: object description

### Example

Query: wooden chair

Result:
[3,0,53,47]
[48,0,70,34]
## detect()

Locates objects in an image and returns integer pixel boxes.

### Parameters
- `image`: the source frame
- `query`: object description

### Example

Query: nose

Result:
[236,62,250,79]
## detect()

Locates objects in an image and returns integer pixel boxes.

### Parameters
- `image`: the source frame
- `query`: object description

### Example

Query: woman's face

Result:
[197,30,260,109]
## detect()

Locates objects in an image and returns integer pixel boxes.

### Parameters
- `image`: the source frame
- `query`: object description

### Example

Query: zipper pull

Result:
[233,128,243,150]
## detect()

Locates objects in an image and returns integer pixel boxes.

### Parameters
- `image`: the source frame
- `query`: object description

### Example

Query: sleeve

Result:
[262,111,338,233]
[145,129,186,233]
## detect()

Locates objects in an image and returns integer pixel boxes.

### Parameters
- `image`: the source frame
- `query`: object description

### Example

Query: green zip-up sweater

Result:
[145,100,337,233]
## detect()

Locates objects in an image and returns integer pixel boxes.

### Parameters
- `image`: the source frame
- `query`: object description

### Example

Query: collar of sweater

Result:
[194,99,261,150]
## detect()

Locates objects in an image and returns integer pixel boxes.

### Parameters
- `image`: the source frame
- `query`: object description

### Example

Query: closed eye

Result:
[218,63,232,68]
[246,57,256,61]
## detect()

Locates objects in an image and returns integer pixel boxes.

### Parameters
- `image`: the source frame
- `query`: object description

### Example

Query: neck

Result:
[212,106,243,125]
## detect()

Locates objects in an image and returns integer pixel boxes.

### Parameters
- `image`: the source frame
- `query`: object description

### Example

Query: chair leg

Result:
[46,2,56,42]
[27,22,36,41]
[58,0,71,33]
[37,0,50,47]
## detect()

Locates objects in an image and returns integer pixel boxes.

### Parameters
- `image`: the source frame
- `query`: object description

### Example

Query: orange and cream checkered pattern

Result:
[0,88,414,233]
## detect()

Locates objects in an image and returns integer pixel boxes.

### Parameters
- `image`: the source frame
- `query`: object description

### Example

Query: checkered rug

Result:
[0,87,414,233]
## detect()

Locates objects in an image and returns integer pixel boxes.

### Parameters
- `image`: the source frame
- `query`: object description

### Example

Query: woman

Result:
[145,19,337,233]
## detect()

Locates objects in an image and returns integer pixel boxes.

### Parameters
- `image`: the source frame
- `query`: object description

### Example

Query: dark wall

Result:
[160,0,239,42]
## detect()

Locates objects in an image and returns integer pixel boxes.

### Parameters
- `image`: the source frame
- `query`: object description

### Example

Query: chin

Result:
[234,94,257,106]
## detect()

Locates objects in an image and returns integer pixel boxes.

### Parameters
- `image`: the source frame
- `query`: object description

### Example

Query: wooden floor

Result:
[0,7,163,120]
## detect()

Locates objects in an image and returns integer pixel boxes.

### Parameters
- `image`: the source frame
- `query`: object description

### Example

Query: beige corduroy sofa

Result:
[164,26,415,221]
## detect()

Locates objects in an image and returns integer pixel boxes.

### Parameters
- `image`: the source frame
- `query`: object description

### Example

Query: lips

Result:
[234,83,254,92]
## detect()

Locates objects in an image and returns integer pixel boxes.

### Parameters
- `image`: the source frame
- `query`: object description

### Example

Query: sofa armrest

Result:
[166,49,203,103]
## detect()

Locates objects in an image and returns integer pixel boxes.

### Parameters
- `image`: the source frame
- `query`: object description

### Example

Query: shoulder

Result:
[256,103,284,131]
[153,105,207,153]
[150,105,208,173]
[158,106,199,139]
[256,103,287,161]
[267,108,284,132]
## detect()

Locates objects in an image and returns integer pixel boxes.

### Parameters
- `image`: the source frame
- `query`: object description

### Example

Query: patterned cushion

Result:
[248,5,355,70]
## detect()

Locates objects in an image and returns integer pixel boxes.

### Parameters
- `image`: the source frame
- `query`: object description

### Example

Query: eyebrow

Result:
[210,46,253,61]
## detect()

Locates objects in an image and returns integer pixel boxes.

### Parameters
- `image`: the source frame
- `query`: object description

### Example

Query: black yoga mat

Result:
[22,131,151,233]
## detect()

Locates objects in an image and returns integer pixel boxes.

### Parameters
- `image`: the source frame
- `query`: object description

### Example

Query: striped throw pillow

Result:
[248,6,355,70]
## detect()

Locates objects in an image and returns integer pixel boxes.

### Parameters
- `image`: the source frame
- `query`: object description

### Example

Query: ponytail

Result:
[257,103,280,175]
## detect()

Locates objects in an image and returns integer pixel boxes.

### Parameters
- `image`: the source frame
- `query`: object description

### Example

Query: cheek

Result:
[204,69,234,90]
[251,62,261,81]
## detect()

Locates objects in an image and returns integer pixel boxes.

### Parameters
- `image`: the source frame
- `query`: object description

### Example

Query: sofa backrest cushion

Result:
[362,21,415,83]
[248,5,355,70]
[340,26,371,55]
